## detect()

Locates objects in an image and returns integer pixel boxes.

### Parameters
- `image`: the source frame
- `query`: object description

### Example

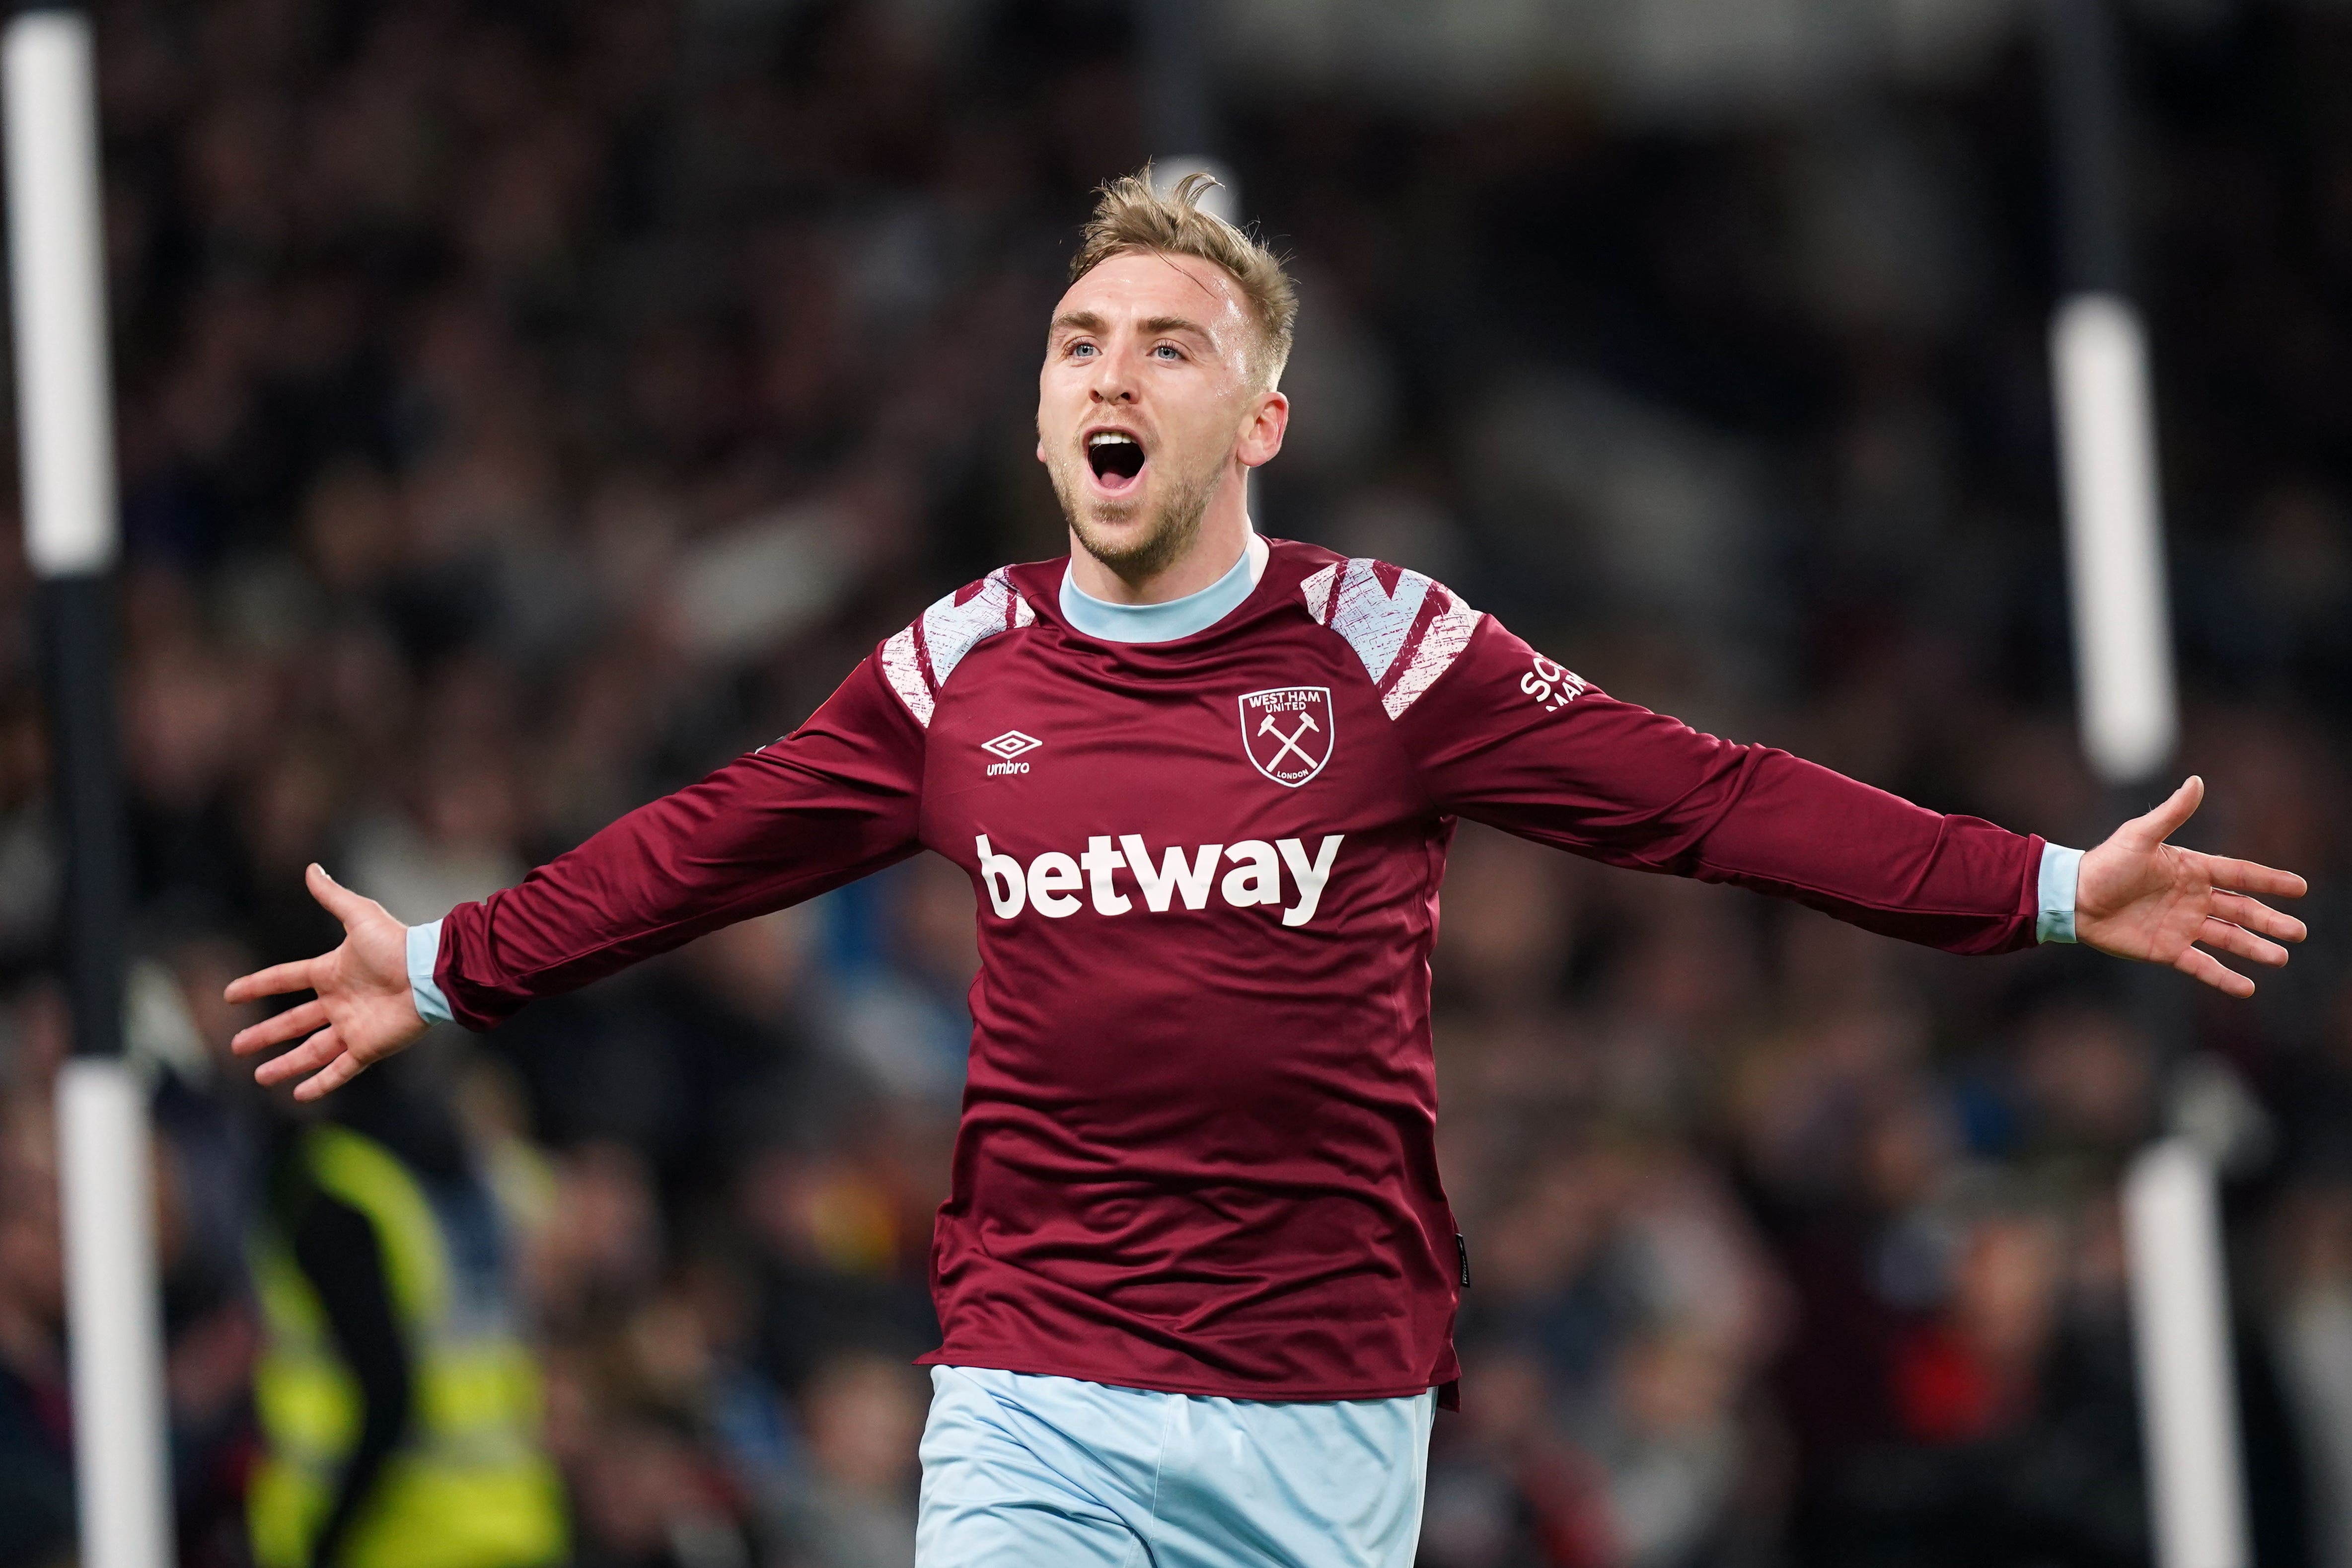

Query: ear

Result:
[1035,440,1047,465]
[1236,389,1289,470]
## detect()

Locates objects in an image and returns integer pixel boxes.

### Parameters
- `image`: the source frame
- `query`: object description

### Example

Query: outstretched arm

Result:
[1398,616,2307,989]
[227,654,928,1098]
[2075,775,2306,996]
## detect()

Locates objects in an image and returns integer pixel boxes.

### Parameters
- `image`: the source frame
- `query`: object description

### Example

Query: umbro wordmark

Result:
[983,730,1042,774]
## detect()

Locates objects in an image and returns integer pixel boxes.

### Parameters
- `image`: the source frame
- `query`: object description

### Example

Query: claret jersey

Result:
[435,538,2046,1402]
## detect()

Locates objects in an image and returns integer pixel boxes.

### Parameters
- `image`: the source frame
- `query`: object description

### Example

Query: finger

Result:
[253,1026,344,1087]
[294,1047,371,1103]
[2200,855,2309,901]
[2197,917,2289,969]
[2173,944,2255,999]
[2210,891,2308,944]
[225,957,320,1005]
[229,999,329,1057]
[306,863,379,927]
[2132,775,2205,846]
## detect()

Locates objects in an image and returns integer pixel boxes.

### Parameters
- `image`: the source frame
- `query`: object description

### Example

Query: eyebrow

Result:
[1139,314,1211,341]
[1047,311,1214,342]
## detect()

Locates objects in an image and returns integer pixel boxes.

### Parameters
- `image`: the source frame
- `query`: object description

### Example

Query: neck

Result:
[1066,476,1253,604]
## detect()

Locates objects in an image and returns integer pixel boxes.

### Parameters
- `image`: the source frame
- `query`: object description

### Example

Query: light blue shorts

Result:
[917,1365,1436,1567]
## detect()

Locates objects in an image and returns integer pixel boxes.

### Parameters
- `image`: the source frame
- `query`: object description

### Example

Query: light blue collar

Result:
[1059,534,1269,644]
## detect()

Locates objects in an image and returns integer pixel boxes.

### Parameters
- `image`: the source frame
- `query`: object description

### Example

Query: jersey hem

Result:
[913,1348,1456,1406]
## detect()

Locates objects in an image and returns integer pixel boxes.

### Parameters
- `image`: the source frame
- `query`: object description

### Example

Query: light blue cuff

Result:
[407,918,453,1025]
[2036,844,2083,945]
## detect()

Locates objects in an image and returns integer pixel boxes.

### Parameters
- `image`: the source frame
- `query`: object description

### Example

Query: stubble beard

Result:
[1053,450,1224,585]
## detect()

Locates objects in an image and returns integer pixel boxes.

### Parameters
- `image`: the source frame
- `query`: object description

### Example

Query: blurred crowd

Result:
[1,0,2350,1565]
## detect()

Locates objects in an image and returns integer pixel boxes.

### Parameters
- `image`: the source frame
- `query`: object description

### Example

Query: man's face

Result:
[1037,250,1284,580]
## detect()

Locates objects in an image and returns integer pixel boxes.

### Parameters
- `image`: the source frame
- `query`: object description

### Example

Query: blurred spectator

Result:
[0,993,74,1568]
[245,1055,566,1568]
[764,1354,927,1568]
[2273,1187,2352,1568]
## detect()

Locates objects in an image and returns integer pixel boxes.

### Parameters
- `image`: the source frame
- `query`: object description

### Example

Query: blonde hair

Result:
[1070,166,1297,389]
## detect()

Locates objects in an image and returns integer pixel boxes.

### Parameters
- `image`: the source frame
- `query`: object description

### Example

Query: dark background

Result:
[1,1,2350,1565]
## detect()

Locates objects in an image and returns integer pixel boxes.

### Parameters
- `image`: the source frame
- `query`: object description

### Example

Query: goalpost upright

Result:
[4,8,175,1568]
[2040,4,2246,1567]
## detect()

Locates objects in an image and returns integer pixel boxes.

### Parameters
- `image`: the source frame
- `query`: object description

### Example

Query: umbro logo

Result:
[982,730,1040,775]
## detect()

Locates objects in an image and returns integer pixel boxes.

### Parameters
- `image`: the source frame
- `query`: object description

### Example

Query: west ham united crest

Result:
[1238,686,1334,787]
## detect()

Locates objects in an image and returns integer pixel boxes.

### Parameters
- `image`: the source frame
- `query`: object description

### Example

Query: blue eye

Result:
[1071,342,1096,358]
[1154,344,1180,360]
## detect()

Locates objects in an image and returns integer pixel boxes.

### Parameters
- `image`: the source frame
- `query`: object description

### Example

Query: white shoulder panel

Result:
[1381,595,1481,718]
[1324,559,1430,683]
[879,625,933,727]
[1301,562,1337,624]
[923,567,1033,688]
[1301,556,1483,720]
[882,567,1036,728]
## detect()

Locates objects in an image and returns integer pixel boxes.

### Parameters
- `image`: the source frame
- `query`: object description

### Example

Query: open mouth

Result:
[1086,430,1147,492]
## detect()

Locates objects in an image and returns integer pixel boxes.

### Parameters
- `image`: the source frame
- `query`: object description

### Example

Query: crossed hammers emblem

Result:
[1256,710,1322,772]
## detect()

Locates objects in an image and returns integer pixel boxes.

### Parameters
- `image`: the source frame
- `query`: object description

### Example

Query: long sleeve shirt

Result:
[409,538,2073,1402]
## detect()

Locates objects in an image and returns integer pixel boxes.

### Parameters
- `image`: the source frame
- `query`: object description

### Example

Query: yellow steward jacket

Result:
[248,1123,565,1568]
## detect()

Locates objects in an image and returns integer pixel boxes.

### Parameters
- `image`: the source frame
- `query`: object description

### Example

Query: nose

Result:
[1088,340,1141,404]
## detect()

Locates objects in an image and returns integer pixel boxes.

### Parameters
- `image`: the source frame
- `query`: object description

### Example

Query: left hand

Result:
[2076,775,2309,997]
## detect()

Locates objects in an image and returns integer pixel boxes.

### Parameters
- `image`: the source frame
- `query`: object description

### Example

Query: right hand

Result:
[226,864,428,1101]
